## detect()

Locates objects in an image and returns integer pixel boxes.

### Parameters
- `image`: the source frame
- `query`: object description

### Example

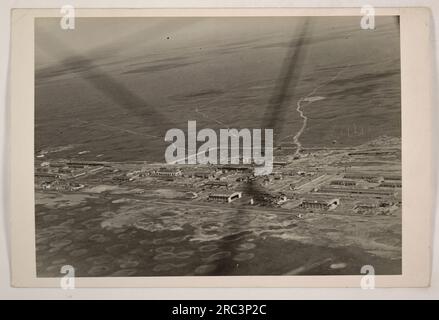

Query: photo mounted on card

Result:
[9,8,433,287]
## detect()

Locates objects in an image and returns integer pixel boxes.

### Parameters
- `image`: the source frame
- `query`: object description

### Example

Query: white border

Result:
[1,2,437,299]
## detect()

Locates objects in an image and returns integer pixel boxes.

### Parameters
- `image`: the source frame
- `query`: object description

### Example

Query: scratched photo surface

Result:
[35,17,401,277]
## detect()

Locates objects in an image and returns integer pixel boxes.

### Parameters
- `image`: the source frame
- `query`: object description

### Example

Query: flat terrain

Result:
[36,192,401,277]
[35,17,400,162]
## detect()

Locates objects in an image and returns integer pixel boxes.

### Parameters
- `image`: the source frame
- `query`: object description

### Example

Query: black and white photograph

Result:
[32,15,403,278]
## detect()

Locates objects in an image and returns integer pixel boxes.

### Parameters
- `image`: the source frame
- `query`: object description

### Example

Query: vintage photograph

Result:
[34,16,402,277]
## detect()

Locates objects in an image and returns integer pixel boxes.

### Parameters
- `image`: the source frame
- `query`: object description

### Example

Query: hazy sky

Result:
[35,16,399,69]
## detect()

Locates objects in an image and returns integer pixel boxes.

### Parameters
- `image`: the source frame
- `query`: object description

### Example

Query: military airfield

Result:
[34,17,402,277]
[35,135,401,276]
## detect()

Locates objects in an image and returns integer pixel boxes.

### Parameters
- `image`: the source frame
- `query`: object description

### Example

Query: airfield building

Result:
[383,175,402,181]
[35,172,63,179]
[299,198,340,211]
[380,181,402,188]
[316,187,397,198]
[354,203,378,214]
[330,180,357,186]
[204,181,229,188]
[150,169,182,177]
[343,173,384,183]
[209,192,242,203]
[67,161,108,167]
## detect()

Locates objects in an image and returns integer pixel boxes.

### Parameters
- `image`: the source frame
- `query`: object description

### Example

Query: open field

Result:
[36,192,401,277]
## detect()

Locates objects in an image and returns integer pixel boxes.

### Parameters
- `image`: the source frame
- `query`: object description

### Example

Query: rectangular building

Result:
[299,198,340,211]
[330,180,357,186]
[209,192,242,203]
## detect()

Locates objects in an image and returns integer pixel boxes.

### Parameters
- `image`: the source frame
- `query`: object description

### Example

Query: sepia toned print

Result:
[34,16,402,278]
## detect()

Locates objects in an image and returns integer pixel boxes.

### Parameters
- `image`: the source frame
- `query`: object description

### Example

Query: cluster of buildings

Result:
[35,149,401,217]
[35,160,107,191]
[353,201,399,215]
[134,162,402,215]
[299,171,402,214]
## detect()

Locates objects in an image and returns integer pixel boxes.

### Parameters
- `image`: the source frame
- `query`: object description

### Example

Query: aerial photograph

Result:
[34,16,401,277]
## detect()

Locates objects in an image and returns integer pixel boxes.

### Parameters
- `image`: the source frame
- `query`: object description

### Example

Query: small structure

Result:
[72,171,87,178]
[330,180,357,186]
[343,173,384,183]
[275,195,288,205]
[58,168,72,174]
[299,198,340,211]
[348,150,397,156]
[194,171,214,179]
[67,164,86,169]
[50,162,67,168]
[380,181,402,188]
[67,161,109,167]
[383,175,402,181]
[35,172,62,179]
[220,165,251,172]
[209,192,242,203]
[353,203,377,214]
[40,181,54,190]
[150,169,182,177]
[204,181,229,188]
[316,187,397,198]
[70,183,85,191]
[186,192,198,199]
[297,171,314,177]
